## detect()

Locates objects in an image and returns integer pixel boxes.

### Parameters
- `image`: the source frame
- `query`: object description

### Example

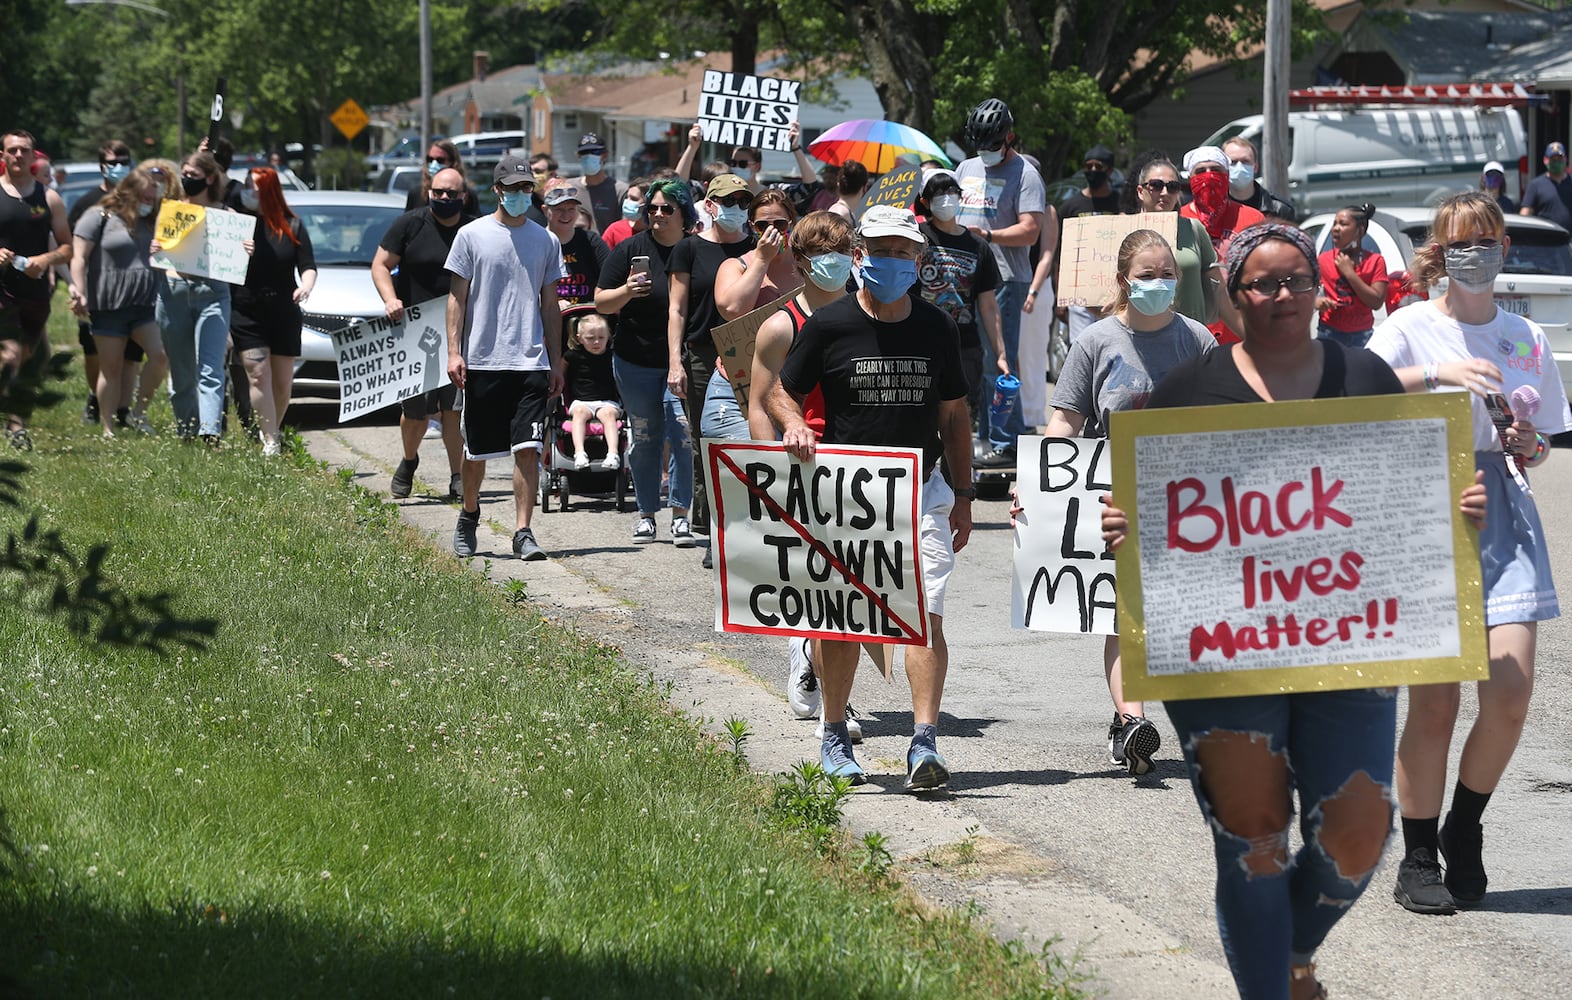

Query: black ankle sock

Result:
[1402,816,1440,858]
[1448,781,1493,829]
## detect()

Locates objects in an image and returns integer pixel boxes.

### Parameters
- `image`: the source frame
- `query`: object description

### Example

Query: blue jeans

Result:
[1164,688,1397,1000]
[979,278,1028,449]
[613,354,691,515]
[159,275,231,437]
[1316,323,1372,350]
[699,368,749,441]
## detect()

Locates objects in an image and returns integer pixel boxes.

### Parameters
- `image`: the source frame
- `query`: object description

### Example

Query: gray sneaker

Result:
[512,526,546,561]
[453,508,480,558]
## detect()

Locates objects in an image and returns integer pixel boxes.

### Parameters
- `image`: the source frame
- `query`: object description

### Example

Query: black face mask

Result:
[429,197,464,220]
[181,175,208,196]
[1084,168,1109,190]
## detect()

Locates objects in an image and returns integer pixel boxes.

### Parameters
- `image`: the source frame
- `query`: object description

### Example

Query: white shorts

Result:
[919,469,956,617]
[569,399,622,418]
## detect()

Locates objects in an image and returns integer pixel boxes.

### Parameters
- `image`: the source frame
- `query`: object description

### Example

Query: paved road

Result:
[299,404,1572,999]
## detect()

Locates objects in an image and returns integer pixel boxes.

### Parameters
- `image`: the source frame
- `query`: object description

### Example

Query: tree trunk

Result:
[730,5,760,76]
[836,0,936,131]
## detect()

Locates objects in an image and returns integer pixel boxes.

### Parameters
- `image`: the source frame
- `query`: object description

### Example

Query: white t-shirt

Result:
[1367,300,1572,451]
[444,215,566,371]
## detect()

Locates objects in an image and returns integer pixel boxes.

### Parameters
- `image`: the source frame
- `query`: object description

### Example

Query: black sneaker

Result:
[114,406,130,428]
[453,508,480,558]
[83,396,100,425]
[1106,713,1126,766]
[1116,715,1161,777]
[512,526,546,561]
[701,546,713,570]
[975,444,1016,468]
[1393,848,1456,915]
[1439,816,1487,906]
[391,457,418,499]
[448,472,462,501]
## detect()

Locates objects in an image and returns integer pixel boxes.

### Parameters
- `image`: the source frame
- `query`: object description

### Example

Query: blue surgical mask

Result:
[807,251,853,291]
[103,162,131,184]
[500,191,530,217]
[427,159,442,177]
[136,201,155,218]
[714,205,748,233]
[979,148,1004,168]
[859,255,917,304]
[580,154,603,176]
[622,198,641,220]
[1126,277,1178,316]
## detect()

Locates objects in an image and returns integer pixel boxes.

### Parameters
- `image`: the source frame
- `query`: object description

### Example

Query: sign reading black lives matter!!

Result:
[331,295,449,422]
[1011,435,1118,635]
[698,70,799,151]
[704,440,929,646]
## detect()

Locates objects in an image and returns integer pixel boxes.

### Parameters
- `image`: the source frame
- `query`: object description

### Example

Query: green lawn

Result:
[0,332,1083,997]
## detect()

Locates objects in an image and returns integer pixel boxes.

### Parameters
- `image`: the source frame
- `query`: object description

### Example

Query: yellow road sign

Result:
[331,99,369,140]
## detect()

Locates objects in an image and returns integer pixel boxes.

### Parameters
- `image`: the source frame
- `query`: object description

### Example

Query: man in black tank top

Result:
[0,129,74,448]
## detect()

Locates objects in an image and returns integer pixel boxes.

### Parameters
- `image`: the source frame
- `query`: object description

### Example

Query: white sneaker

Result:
[262,437,282,457]
[424,418,441,440]
[600,453,620,471]
[815,707,863,744]
[787,637,820,719]
[573,452,591,470]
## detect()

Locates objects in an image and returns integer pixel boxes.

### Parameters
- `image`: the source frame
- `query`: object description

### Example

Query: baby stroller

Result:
[539,305,631,513]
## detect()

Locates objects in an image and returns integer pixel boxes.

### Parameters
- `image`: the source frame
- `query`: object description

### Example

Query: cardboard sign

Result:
[710,292,792,418]
[705,440,929,646]
[331,296,449,421]
[156,201,205,250]
[698,70,800,152]
[1056,212,1179,309]
[864,167,920,210]
[1111,393,1488,701]
[150,208,252,284]
[1011,436,1118,635]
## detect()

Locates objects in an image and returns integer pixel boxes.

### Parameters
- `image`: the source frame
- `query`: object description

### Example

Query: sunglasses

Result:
[430,188,465,199]
[1239,274,1317,297]
[428,156,450,165]
[648,202,678,216]
[1444,239,1501,251]
[752,219,790,235]
[715,194,752,209]
[102,157,132,167]
[1141,180,1186,194]
[729,159,757,169]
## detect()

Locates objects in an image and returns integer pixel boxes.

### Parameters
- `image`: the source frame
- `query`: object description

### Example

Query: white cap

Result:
[857,204,926,244]
[1182,145,1229,176]
[1484,160,1506,176]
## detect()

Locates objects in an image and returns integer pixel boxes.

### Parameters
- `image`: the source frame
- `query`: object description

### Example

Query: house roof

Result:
[1486,14,1572,85]
[1365,9,1569,83]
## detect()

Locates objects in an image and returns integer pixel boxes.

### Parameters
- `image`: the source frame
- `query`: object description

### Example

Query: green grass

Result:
[0,338,1085,997]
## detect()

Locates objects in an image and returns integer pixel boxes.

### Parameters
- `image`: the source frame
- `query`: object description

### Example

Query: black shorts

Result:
[78,320,146,361]
[231,290,303,357]
[463,370,548,460]
[400,383,461,419]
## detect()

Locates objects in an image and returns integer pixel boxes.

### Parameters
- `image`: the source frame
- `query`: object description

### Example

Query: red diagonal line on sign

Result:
[714,448,922,641]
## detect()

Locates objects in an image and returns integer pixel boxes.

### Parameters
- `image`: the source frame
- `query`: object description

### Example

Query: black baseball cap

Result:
[577,132,606,154]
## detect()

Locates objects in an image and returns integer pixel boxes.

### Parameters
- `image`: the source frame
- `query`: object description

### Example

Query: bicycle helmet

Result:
[965,99,1014,150]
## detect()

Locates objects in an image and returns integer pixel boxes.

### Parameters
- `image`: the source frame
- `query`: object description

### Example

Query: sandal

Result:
[1290,962,1328,1000]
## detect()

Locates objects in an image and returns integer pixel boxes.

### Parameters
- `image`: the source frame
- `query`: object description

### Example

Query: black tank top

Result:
[0,181,54,301]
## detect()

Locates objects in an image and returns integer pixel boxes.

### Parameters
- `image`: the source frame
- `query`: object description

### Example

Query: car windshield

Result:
[295,203,402,267]
[1504,227,1572,276]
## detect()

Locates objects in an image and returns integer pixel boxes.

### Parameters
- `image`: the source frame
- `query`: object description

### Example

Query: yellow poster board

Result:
[156,201,205,250]
[1056,212,1178,309]
[1111,392,1487,701]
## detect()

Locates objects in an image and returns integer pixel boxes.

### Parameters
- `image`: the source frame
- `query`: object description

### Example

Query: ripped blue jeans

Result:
[1164,688,1396,1000]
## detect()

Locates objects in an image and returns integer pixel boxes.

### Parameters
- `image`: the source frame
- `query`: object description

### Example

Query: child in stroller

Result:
[540,308,629,513]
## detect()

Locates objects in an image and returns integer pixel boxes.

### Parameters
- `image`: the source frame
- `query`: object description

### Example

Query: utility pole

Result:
[419,0,433,158]
[1262,0,1291,199]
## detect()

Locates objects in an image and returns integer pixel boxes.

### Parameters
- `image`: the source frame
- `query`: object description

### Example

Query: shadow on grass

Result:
[0,892,861,999]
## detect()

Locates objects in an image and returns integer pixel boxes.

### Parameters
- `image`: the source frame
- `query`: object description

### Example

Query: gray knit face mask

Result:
[1443,243,1503,292]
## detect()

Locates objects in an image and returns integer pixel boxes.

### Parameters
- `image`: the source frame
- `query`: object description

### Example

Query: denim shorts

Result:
[91,304,157,339]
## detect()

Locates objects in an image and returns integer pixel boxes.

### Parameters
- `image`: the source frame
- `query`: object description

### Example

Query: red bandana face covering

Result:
[1188,169,1233,237]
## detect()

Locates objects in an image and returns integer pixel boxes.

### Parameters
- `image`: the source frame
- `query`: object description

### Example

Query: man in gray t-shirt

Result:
[953,98,1046,462]
[444,155,568,562]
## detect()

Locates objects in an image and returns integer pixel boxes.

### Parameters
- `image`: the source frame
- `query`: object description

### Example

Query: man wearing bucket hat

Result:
[767,204,974,793]
[1521,141,1572,230]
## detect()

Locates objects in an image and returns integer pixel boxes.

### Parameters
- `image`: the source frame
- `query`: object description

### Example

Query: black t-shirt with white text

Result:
[379,205,477,305]
[779,293,969,468]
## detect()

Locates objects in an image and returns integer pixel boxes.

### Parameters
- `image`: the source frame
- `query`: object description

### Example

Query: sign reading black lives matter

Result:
[698,70,799,151]
[704,440,930,647]
[1011,435,1118,635]
[332,295,450,422]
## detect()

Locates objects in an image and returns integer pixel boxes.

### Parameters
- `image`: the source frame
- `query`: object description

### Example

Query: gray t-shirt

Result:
[574,174,630,234]
[954,152,1046,284]
[73,209,160,312]
[444,215,566,371]
[1050,313,1215,436]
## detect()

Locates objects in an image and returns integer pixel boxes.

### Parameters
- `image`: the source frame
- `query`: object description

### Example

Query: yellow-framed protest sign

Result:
[1111,392,1487,701]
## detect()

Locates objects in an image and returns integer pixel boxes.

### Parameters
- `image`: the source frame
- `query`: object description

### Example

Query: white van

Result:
[1205,107,1525,218]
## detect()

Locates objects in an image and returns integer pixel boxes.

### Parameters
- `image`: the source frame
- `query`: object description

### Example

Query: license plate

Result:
[1496,295,1531,317]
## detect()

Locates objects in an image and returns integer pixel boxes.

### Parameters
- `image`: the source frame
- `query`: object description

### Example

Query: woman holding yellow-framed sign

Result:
[1368,191,1571,917]
[1100,223,1487,1000]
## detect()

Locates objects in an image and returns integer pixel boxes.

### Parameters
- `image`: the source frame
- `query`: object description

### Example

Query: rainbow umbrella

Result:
[808,119,953,173]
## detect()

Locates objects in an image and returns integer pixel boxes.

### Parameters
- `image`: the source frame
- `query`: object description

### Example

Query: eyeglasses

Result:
[715,194,752,209]
[729,159,757,170]
[1239,274,1318,297]
[648,202,678,216]
[1444,239,1501,251]
[1141,180,1186,194]
[753,219,790,235]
